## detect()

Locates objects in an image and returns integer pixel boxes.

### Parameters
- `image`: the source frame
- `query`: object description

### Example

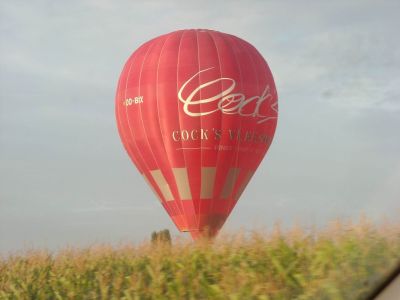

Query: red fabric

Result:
[115,29,278,239]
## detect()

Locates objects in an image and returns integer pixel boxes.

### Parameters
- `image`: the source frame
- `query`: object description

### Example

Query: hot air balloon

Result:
[115,29,278,239]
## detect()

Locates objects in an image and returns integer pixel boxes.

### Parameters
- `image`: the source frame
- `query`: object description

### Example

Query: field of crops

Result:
[1,219,399,300]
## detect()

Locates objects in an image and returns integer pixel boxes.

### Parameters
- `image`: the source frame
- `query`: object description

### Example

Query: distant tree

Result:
[151,229,172,245]
[151,231,158,243]
[160,229,171,244]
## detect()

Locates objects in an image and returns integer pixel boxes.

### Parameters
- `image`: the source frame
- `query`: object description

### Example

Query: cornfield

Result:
[1,219,399,300]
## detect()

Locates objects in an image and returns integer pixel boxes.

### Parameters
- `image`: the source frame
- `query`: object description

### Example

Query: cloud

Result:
[267,27,400,113]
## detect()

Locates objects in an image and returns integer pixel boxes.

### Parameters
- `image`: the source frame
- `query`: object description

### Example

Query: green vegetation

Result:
[1,219,399,300]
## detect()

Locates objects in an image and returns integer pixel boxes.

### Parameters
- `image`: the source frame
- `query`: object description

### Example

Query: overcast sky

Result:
[1,0,399,253]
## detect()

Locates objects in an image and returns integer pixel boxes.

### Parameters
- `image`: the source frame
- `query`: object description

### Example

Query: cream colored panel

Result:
[172,168,192,200]
[142,173,163,202]
[150,170,174,201]
[234,170,254,201]
[201,167,216,199]
[220,168,240,199]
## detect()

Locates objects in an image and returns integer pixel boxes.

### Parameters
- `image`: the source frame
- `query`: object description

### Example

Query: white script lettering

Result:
[178,67,277,124]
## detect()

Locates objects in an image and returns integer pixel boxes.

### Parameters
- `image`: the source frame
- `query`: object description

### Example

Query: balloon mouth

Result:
[189,229,219,241]
[180,214,226,241]
[178,228,217,240]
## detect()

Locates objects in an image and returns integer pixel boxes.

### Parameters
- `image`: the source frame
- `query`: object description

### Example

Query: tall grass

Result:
[1,219,399,300]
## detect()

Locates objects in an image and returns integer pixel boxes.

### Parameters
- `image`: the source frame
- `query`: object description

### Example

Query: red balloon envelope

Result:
[115,29,278,239]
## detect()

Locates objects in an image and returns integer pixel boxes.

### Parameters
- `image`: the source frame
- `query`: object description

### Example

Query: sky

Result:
[1,0,399,253]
